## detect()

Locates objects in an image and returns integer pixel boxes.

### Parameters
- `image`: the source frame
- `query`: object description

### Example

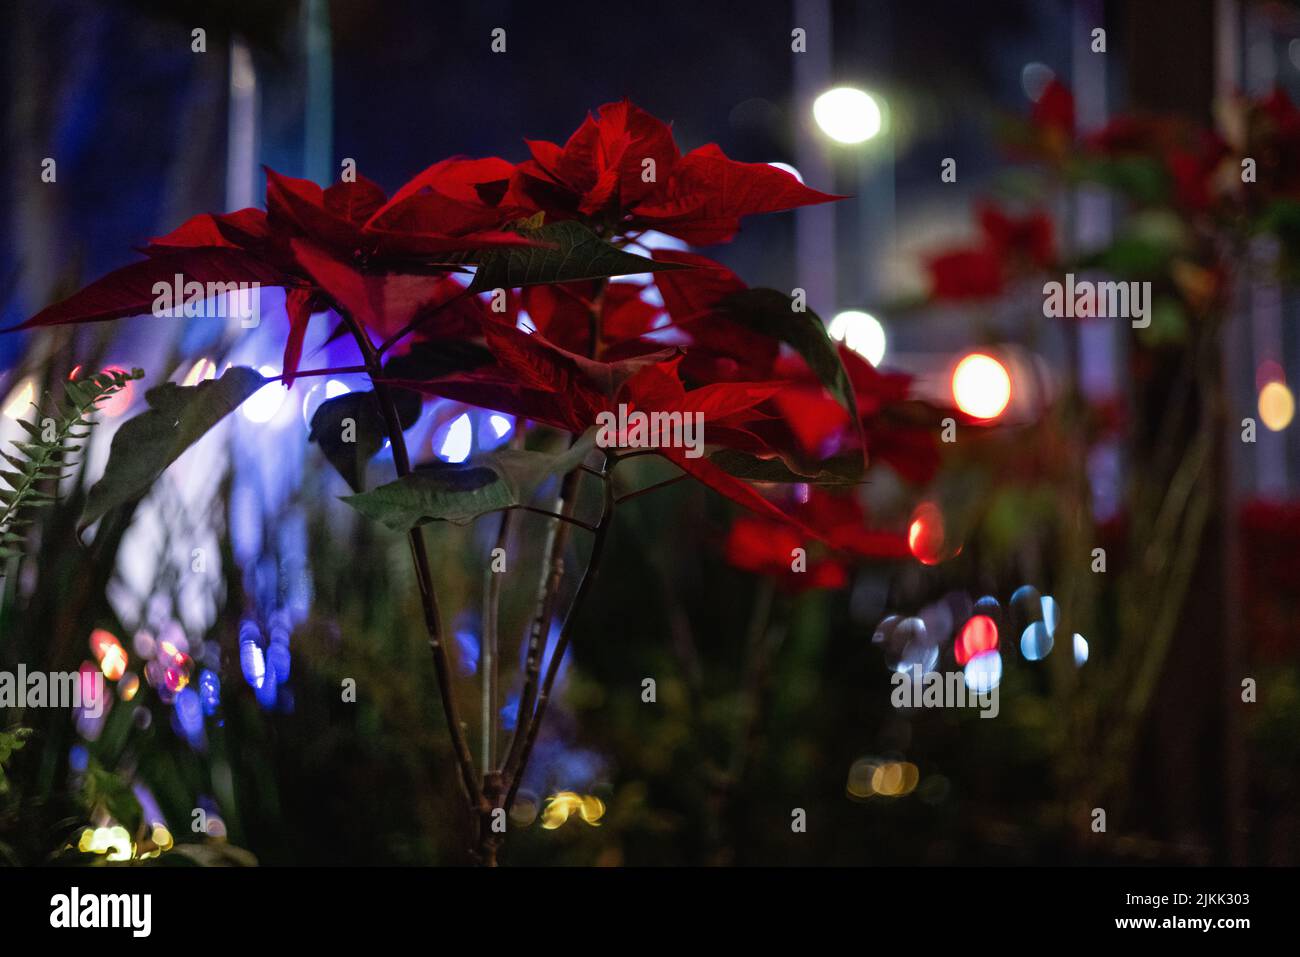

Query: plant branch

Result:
[482,509,511,771]
[615,473,688,505]
[507,504,598,533]
[267,364,367,382]
[500,465,583,775]
[505,454,615,810]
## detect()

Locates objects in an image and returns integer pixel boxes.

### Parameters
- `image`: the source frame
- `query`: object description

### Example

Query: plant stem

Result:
[267,364,368,382]
[482,509,511,770]
[505,454,615,810]
[500,464,580,775]
[339,311,485,822]
[507,504,598,532]
[615,472,688,505]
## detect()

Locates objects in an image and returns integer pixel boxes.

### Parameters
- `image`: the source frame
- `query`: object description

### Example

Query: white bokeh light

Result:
[813,87,883,144]
[242,365,289,424]
[439,413,473,463]
[828,310,886,367]
[767,161,804,183]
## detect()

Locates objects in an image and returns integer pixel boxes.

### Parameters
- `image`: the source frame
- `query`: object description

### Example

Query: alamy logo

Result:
[0,666,103,717]
[49,887,151,937]
[1042,273,1151,328]
[151,274,261,328]
[594,403,705,458]
[890,665,1000,719]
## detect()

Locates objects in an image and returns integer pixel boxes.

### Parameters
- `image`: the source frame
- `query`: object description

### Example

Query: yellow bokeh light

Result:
[578,795,606,826]
[181,357,216,387]
[952,353,1012,420]
[540,791,606,829]
[1259,381,1295,431]
[851,760,920,799]
[151,825,174,852]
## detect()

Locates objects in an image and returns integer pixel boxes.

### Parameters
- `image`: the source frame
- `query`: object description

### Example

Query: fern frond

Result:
[0,367,144,567]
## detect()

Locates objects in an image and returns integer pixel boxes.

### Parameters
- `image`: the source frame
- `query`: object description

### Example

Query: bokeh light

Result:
[767,161,803,182]
[952,353,1012,420]
[1259,380,1295,431]
[813,87,883,144]
[964,649,1003,692]
[1020,622,1054,660]
[242,365,289,423]
[438,412,473,463]
[2,377,36,419]
[97,365,136,417]
[955,614,998,666]
[1073,632,1090,666]
[829,310,887,366]
[908,501,947,565]
[539,791,606,829]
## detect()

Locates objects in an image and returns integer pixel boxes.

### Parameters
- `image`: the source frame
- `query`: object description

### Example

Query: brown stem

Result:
[267,364,368,382]
[615,472,688,505]
[501,466,583,776]
[507,504,598,532]
[482,510,512,770]
[340,312,485,824]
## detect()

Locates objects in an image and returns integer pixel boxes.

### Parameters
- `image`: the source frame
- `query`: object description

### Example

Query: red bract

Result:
[508,99,842,243]
[520,280,661,356]
[14,165,536,384]
[1031,79,1075,139]
[1085,114,1229,212]
[762,345,941,486]
[977,204,1055,268]
[1244,87,1300,203]
[925,248,1006,301]
[924,203,1057,302]
[723,483,909,590]
[796,487,910,560]
[724,517,847,592]
[14,101,913,552]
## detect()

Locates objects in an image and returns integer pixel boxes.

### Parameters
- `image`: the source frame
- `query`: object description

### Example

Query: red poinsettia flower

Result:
[14,166,534,386]
[762,345,942,485]
[723,516,848,592]
[723,482,910,591]
[1031,78,1075,140]
[977,203,1056,268]
[925,248,1007,301]
[1244,87,1300,203]
[1086,114,1229,212]
[1239,498,1300,662]
[507,99,842,244]
[924,203,1056,302]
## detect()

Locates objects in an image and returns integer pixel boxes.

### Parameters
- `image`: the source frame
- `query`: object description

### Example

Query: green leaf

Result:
[1259,200,1300,281]
[718,288,859,423]
[1137,297,1189,346]
[1067,155,1170,205]
[81,761,142,834]
[308,392,392,493]
[1,369,142,574]
[80,367,266,532]
[342,431,596,530]
[468,221,685,293]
